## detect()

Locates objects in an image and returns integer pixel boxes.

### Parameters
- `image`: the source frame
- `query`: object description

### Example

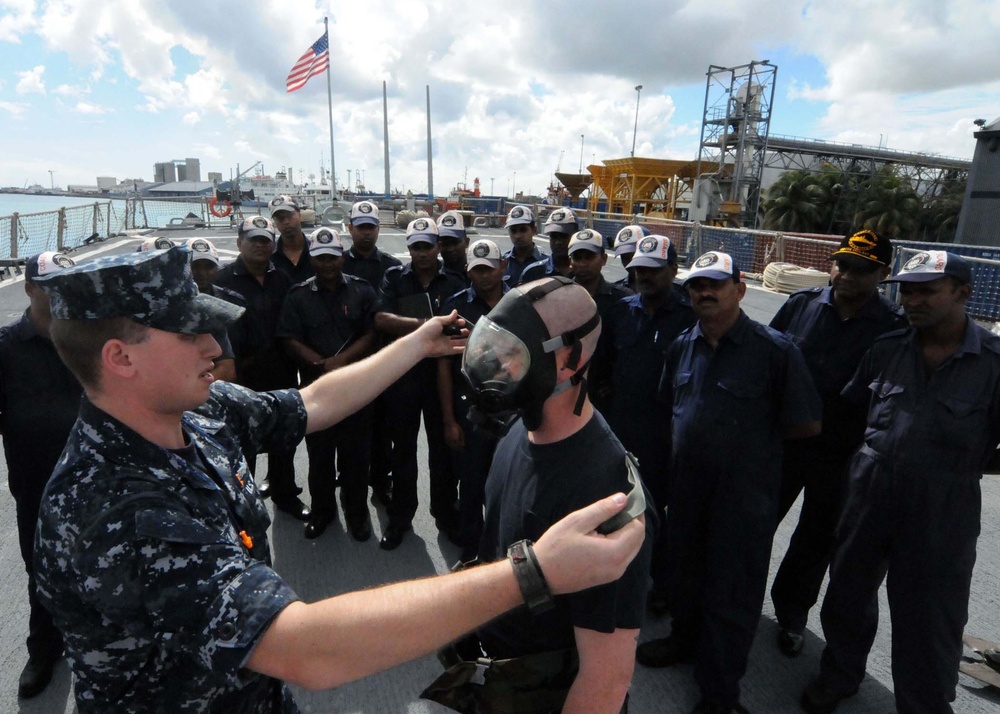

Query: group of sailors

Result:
[2,194,996,714]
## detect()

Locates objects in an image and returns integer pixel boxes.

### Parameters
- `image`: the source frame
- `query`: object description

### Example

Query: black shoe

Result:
[800,679,858,714]
[256,477,271,499]
[346,516,372,542]
[379,523,411,551]
[18,656,56,699]
[635,636,695,668]
[274,498,311,522]
[691,700,748,714]
[777,627,804,657]
[304,513,336,540]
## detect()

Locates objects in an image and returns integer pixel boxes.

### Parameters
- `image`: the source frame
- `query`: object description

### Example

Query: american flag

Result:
[285,32,330,93]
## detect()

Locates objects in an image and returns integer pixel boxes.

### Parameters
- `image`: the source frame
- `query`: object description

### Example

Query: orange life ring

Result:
[209,197,232,218]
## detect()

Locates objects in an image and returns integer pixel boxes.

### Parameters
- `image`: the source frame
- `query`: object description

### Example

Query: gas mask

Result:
[461,276,600,435]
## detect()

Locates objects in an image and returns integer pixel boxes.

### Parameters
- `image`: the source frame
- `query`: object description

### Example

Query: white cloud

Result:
[0,0,37,43]
[0,99,28,118]
[15,64,45,94]
[53,82,89,97]
[74,100,110,114]
[2,0,998,194]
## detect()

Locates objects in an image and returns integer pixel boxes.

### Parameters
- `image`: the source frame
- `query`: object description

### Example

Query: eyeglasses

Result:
[835,258,881,275]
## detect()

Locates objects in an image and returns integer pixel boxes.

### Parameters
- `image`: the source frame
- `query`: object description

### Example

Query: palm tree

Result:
[763,171,827,232]
[852,169,922,240]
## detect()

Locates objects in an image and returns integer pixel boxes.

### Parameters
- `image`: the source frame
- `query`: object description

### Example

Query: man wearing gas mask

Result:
[430,276,656,713]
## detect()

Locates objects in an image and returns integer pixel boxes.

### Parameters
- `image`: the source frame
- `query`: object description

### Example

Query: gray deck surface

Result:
[0,226,997,712]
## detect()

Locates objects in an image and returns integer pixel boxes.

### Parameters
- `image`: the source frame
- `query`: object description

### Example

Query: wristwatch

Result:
[507,539,554,614]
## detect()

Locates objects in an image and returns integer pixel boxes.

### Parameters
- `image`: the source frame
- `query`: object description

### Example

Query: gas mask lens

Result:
[462,317,532,409]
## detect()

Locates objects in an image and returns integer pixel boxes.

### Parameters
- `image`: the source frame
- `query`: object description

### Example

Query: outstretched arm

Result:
[247,493,645,690]
[299,312,466,434]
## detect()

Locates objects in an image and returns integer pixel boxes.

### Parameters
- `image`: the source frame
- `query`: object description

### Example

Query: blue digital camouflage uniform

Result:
[34,381,307,713]
[818,320,1000,713]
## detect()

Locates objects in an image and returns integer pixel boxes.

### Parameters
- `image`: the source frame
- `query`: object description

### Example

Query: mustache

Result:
[696,296,718,304]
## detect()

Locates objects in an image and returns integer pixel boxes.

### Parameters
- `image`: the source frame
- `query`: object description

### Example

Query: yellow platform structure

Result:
[585,157,716,219]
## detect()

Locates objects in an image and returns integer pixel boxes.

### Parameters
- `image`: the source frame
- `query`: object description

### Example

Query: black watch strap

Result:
[507,539,554,614]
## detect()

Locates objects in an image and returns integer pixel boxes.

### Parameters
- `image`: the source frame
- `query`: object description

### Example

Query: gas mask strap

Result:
[540,312,601,370]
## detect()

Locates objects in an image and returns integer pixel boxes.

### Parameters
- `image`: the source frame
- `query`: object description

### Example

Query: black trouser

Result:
[11,476,63,663]
[818,448,979,714]
[667,465,777,708]
[613,413,672,597]
[386,365,456,528]
[451,399,498,556]
[770,445,851,633]
[305,405,373,525]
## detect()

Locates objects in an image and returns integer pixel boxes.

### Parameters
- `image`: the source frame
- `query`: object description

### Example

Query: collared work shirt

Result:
[277,274,376,359]
[342,246,402,289]
[771,287,905,455]
[34,383,308,713]
[502,245,546,286]
[842,320,1000,479]
[663,312,821,510]
[215,257,295,389]
[272,235,314,284]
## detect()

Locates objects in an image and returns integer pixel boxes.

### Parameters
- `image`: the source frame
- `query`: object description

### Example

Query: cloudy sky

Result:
[1,0,998,195]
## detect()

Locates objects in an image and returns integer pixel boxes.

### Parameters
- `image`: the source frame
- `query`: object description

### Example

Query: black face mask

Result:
[461,276,599,436]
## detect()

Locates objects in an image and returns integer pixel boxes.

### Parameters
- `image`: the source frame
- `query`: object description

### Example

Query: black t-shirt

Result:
[476,411,654,658]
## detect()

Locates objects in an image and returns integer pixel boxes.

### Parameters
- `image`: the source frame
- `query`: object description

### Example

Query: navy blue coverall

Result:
[769,286,905,633]
[661,312,821,707]
[818,320,1000,714]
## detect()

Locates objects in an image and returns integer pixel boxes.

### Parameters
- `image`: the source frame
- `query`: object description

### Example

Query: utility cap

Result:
[542,208,580,236]
[269,195,300,215]
[309,228,344,257]
[884,250,972,285]
[504,205,535,228]
[568,229,604,255]
[683,250,740,283]
[437,210,467,239]
[238,216,276,242]
[830,229,892,266]
[350,200,380,225]
[406,217,439,245]
[36,245,244,334]
[467,239,502,270]
[629,235,678,269]
[614,225,650,256]
[26,251,75,281]
[187,238,220,266]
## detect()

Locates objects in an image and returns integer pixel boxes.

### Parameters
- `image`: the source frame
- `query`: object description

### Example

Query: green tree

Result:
[763,171,827,232]
[852,169,922,240]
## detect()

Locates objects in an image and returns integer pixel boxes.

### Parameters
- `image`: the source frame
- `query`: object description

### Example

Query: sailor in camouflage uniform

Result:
[32,245,644,712]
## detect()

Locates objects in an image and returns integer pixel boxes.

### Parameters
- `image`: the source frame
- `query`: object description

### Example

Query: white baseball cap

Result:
[467,239,502,270]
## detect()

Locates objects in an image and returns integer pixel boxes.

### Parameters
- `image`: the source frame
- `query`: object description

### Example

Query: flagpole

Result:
[324,17,337,197]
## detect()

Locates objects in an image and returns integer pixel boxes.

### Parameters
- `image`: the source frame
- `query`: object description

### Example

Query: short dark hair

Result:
[50,317,149,390]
